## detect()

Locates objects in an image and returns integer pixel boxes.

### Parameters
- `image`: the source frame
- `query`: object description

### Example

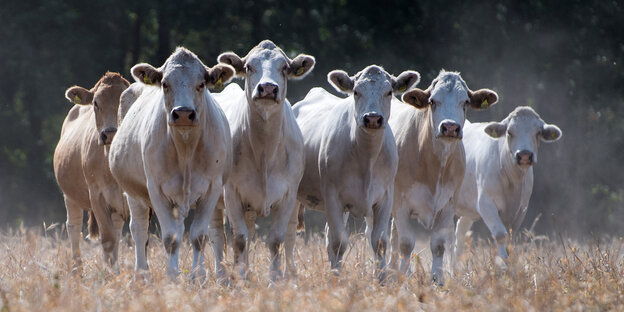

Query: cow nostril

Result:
[101,133,107,142]
[188,111,196,121]
[258,85,264,94]
[172,111,179,120]
[272,88,278,95]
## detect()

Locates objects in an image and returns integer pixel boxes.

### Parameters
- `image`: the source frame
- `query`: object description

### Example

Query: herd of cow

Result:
[53,40,562,285]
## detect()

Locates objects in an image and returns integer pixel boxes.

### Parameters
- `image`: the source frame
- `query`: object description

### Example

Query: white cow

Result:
[293,65,420,279]
[389,70,498,284]
[109,47,235,280]
[210,40,314,281]
[454,106,562,261]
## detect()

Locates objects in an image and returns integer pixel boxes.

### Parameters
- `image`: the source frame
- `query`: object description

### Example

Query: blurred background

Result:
[0,0,622,239]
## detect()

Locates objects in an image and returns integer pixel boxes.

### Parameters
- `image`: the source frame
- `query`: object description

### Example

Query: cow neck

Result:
[246,98,286,216]
[499,140,529,187]
[167,104,202,207]
[417,108,459,192]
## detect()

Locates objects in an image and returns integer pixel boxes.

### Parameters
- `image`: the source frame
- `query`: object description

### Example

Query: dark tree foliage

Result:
[0,0,622,237]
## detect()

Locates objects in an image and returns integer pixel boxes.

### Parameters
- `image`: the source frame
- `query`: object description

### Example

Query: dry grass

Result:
[0,224,623,312]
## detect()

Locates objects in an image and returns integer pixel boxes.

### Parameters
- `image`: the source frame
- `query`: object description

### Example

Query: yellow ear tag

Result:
[398,85,406,93]
[73,95,81,104]
[491,131,498,138]
[296,66,305,76]
[550,132,557,140]
[481,99,489,108]
[143,75,151,84]
[215,77,224,90]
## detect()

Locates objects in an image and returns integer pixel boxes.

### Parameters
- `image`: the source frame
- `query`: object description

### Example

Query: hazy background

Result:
[0,0,622,239]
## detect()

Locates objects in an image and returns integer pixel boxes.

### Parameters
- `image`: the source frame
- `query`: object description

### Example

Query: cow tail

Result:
[87,210,99,240]
[296,206,305,233]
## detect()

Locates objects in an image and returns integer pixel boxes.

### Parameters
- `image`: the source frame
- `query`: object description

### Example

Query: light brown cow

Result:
[54,72,130,268]
[389,70,498,284]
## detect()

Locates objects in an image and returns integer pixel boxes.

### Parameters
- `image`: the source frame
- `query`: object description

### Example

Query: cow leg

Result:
[284,202,302,280]
[224,188,248,279]
[244,210,256,272]
[389,217,399,272]
[430,206,454,285]
[394,205,415,276]
[454,216,474,268]
[65,196,84,267]
[208,205,227,280]
[90,197,116,267]
[478,194,508,259]
[128,196,150,272]
[189,181,222,282]
[267,194,297,282]
[370,194,392,282]
[324,191,348,273]
[109,212,125,273]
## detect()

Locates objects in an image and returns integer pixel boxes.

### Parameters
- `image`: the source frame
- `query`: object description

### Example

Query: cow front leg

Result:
[453,216,474,268]
[324,191,348,273]
[394,205,415,276]
[224,187,248,279]
[430,206,454,285]
[478,194,508,259]
[189,181,222,282]
[127,196,150,272]
[370,194,392,282]
[148,188,185,280]
[64,196,84,269]
[267,194,297,282]
[208,204,227,281]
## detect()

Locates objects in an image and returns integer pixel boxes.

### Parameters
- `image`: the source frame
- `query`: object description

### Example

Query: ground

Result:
[0,225,622,311]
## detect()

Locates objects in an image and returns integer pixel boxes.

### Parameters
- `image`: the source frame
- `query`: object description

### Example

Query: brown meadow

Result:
[0,224,622,311]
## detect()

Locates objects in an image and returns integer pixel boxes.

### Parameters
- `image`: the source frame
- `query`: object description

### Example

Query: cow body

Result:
[389,70,498,284]
[294,65,420,279]
[54,72,130,268]
[109,47,235,279]
[211,40,314,281]
[454,106,561,261]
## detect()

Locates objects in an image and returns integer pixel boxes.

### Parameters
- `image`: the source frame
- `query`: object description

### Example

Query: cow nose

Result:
[440,121,461,138]
[257,82,278,99]
[515,150,534,165]
[363,113,384,129]
[170,106,196,126]
[100,127,117,145]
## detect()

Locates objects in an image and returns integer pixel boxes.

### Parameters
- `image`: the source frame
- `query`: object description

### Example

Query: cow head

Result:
[65,72,130,145]
[131,47,235,129]
[328,65,420,131]
[403,70,498,140]
[484,106,562,167]
[217,40,315,118]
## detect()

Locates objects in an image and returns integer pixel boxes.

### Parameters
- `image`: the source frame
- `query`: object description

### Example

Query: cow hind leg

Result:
[64,196,84,269]
[128,196,150,273]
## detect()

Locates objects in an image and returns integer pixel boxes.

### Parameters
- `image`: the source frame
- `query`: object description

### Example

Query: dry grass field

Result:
[0,224,623,311]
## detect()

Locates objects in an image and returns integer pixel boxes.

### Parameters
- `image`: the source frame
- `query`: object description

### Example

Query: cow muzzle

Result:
[362,113,384,129]
[515,150,534,166]
[254,82,279,101]
[100,127,117,145]
[170,106,197,127]
[438,121,462,139]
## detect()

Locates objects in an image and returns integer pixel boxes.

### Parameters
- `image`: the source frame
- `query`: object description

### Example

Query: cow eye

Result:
[354,91,359,97]
[162,82,169,90]
[93,101,99,109]
[245,64,254,73]
[197,82,205,91]
[508,131,513,137]
[386,91,392,97]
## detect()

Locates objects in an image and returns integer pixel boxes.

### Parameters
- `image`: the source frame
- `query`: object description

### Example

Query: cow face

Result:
[328,65,420,131]
[65,72,130,145]
[403,70,498,140]
[484,106,562,167]
[132,47,235,128]
[218,40,315,118]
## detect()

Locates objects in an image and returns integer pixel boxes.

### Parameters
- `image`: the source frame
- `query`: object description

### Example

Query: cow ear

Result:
[131,63,162,85]
[288,54,315,79]
[328,70,354,95]
[468,89,498,110]
[484,122,507,139]
[540,124,562,142]
[205,64,236,91]
[217,52,245,76]
[65,86,93,105]
[392,71,421,95]
[401,88,429,109]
